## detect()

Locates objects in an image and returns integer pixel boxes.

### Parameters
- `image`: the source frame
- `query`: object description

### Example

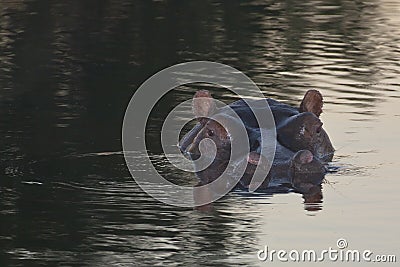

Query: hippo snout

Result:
[177,141,199,160]
[183,143,201,160]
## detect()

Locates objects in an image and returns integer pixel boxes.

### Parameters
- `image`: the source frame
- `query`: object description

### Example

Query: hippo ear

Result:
[247,151,262,165]
[299,90,323,117]
[192,90,216,122]
[293,150,314,164]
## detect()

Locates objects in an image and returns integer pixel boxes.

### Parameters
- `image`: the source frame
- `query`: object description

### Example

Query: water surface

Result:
[1,0,399,266]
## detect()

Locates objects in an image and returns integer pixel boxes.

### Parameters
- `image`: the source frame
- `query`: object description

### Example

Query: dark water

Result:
[1,1,399,266]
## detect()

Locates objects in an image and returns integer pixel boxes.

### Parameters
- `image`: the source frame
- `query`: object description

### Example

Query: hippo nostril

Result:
[178,144,185,154]
[183,150,193,159]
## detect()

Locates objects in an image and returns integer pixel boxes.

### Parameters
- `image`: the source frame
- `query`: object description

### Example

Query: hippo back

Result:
[220,98,298,129]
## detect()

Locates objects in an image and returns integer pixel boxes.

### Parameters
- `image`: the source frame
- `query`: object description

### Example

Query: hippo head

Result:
[179,90,270,188]
[178,90,217,159]
[179,90,254,163]
[183,114,232,161]
[276,89,334,162]
[278,112,334,162]
[290,150,327,187]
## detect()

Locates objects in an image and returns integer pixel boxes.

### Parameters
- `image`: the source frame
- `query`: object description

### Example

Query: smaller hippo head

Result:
[186,112,256,162]
[184,115,232,161]
[290,150,327,187]
[180,90,252,163]
[179,90,217,159]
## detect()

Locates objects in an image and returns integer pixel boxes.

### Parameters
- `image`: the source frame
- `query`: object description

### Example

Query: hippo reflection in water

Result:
[179,90,334,211]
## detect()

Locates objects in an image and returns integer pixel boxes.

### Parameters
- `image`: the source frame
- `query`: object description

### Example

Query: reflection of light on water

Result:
[378,0,400,25]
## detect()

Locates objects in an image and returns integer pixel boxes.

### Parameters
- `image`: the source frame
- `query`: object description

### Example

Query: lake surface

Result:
[1,0,399,266]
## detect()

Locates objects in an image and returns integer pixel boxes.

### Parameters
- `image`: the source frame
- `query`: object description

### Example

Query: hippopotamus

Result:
[179,90,334,207]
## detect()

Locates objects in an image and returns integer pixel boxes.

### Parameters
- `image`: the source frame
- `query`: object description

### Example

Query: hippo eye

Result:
[207,129,215,137]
